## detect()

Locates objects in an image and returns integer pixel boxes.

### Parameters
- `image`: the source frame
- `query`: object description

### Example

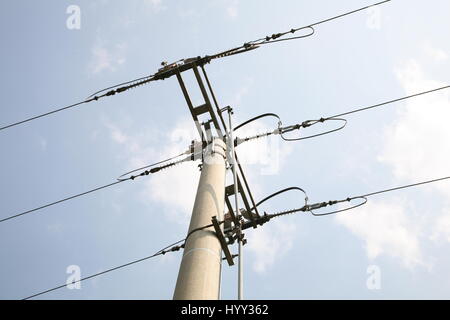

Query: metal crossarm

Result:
[173,62,261,227]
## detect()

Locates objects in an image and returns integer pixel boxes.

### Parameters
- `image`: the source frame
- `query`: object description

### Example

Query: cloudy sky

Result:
[1,0,450,299]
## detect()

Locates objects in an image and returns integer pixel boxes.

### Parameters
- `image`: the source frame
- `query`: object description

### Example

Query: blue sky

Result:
[1,0,450,299]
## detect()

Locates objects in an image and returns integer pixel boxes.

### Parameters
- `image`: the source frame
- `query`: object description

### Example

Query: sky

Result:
[0,0,450,300]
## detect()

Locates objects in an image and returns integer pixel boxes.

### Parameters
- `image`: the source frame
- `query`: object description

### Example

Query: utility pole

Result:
[165,61,260,300]
[173,138,227,300]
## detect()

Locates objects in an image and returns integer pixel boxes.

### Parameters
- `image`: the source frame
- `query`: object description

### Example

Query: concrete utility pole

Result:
[173,138,227,300]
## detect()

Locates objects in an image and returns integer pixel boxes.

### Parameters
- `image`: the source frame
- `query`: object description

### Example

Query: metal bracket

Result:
[212,216,234,266]
[175,64,224,139]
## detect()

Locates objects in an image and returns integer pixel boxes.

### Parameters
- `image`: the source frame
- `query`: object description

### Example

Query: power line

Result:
[23,239,185,300]
[211,0,391,60]
[0,152,198,224]
[252,0,391,46]
[236,85,450,143]
[0,75,155,132]
[286,85,450,139]
[2,0,443,300]
[117,152,185,180]
[86,74,154,99]
[0,181,124,224]
[269,175,450,218]
[280,85,450,139]
[25,176,448,299]
[327,85,450,119]
[360,176,450,198]
[0,1,392,133]
[23,218,222,300]
[309,0,391,28]
[0,98,95,131]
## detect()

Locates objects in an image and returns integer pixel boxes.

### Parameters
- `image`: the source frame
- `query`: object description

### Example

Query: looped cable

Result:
[309,196,367,217]
[280,117,347,141]
[251,186,309,213]
[258,26,315,45]
[234,113,282,132]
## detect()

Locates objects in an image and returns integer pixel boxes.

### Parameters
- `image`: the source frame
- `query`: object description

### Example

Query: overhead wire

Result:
[0,98,96,131]
[234,85,450,143]
[281,85,450,140]
[86,74,155,99]
[23,218,228,300]
[0,180,124,224]
[309,0,391,28]
[209,0,391,60]
[269,175,450,219]
[285,85,450,139]
[0,74,155,132]
[23,175,448,300]
[23,238,185,300]
[116,152,198,182]
[3,0,439,300]
[0,153,197,224]
[116,152,186,180]
[0,1,392,132]
[359,176,450,199]
[326,85,450,120]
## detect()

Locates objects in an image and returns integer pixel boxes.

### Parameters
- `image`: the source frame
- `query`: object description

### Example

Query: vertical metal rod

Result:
[238,228,243,300]
[227,107,243,300]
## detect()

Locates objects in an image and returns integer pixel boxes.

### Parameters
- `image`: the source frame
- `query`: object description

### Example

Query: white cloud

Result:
[424,44,448,62]
[143,161,199,224]
[431,209,450,243]
[335,199,423,268]
[379,59,450,198]
[103,116,200,224]
[246,219,296,273]
[226,0,239,19]
[336,50,450,269]
[229,77,253,106]
[141,118,201,224]
[46,223,64,234]
[104,121,128,145]
[89,42,127,75]
[177,8,197,19]
[147,0,161,6]
[37,136,48,151]
[143,0,167,13]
